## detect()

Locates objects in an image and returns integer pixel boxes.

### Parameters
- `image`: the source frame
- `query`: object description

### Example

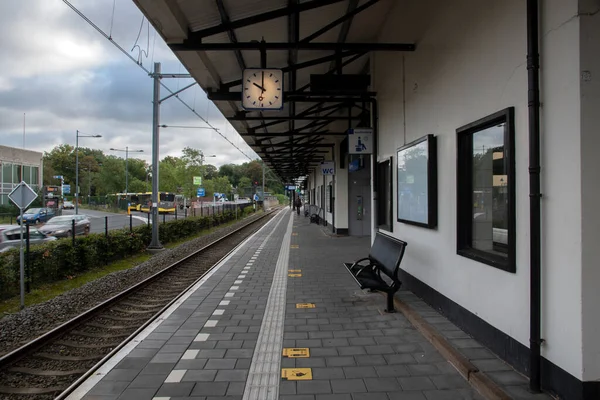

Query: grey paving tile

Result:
[214,369,248,381]
[103,369,140,381]
[280,380,297,395]
[315,394,352,400]
[311,367,345,380]
[399,376,437,391]
[325,356,356,367]
[364,377,403,392]
[88,381,130,396]
[182,369,217,382]
[387,392,427,400]
[190,381,229,396]
[205,358,237,369]
[352,394,389,400]
[330,378,367,393]
[128,374,164,389]
[155,382,196,397]
[486,370,529,386]
[116,388,157,400]
[296,380,332,394]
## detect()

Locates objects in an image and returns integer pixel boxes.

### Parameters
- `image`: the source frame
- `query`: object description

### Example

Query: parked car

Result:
[63,201,75,209]
[0,225,57,252]
[39,215,91,238]
[16,207,55,225]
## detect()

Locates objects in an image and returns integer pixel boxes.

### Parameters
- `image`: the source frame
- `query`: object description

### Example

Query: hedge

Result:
[0,207,257,300]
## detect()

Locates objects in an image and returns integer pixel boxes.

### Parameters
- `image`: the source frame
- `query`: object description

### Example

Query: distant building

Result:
[0,145,43,205]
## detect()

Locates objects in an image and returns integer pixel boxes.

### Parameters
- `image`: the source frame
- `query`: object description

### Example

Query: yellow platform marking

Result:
[288,269,301,272]
[281,368,312,380]
[290,245,299,249]
[296,303,316,309]
[288,274,302,277]
[282,348,310,358]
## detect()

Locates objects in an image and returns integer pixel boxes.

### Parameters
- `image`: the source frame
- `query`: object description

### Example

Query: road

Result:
[64,200,252,234]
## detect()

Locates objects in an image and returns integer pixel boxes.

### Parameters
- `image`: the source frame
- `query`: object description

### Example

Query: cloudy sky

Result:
[0,0,258,166]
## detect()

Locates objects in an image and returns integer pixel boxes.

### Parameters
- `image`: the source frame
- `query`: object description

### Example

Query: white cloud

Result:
[0,0,258,167]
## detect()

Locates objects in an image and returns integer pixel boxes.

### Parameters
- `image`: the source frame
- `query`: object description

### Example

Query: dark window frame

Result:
[376,157,393,232]
[456,107,516,273]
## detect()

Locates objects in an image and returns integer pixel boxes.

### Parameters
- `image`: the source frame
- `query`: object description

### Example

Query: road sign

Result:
[253,193,259,201]
[197,188,205,197]
[193,176,202,185]
[62,184,71,194]
[285,185,297,190]
[8,181,37,210]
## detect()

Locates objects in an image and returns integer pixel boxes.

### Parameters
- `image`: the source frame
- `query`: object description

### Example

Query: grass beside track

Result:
[0,214,257,316]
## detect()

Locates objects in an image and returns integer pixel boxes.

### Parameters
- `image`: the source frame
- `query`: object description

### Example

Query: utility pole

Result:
[148,62,162,250]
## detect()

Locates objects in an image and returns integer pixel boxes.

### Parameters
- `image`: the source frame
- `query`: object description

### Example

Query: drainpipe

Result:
[527,0,542,392]
[371,98,379,238]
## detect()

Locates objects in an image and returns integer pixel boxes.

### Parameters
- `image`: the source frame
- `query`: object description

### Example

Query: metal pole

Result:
[125,146,129,194]
[262,161,265,212]
[105,216,108,237]
[19,205,24,310]
[527,0,542,392]
[75,131,79,215]
[26,223,30,293]
[148,62,163,250]
[88,162,92,202]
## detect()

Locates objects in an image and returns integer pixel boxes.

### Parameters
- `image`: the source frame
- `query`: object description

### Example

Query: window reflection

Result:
[471,123,508,257]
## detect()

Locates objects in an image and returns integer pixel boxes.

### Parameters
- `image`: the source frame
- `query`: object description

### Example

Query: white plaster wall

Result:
[373,0,584,378]
[579,1,600,381]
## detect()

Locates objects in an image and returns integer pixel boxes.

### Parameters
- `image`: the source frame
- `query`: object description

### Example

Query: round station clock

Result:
[241,68,284,110]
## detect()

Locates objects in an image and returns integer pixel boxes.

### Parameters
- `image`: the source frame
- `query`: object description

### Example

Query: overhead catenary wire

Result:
[61,0,254,161]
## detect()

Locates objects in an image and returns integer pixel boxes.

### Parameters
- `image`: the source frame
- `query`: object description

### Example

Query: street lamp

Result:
[75,130,102,215]
[110,147,144,194]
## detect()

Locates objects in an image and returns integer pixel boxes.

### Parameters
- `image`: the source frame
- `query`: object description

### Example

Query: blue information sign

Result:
[62,184,71,194]
[197,188,205,197]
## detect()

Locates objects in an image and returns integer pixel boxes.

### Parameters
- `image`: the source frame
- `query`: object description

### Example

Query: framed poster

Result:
[397,134,437,228]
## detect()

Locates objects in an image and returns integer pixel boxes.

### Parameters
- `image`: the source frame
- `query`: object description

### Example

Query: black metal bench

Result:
[343,233,408,312]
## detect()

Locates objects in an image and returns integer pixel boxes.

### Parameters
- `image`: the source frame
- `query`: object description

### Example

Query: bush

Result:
[0,210,252,301]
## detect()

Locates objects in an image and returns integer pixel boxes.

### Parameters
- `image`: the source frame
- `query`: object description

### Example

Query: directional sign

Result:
[320,161,335,175]
[197,188,205,197]
[253,193,259,201]
[8,181,37,210]
[348,127,373,154]
[193,176,202,185]
[62,184,71,194]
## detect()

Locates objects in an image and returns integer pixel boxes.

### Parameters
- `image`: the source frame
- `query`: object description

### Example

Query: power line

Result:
[61,0,253,161]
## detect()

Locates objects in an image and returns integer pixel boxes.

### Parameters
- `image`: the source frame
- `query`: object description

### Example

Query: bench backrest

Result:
[369,233,407,279]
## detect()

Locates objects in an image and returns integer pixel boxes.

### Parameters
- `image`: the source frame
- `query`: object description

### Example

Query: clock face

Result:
[242,69,283,110]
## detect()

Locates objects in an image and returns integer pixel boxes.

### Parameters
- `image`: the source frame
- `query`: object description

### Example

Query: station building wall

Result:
[372,0,596,393]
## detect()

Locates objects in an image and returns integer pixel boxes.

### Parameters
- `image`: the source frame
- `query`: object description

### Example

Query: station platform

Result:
[70,207,549,400]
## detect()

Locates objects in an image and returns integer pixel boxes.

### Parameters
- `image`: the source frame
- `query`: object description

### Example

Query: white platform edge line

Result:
[66,210,286,400]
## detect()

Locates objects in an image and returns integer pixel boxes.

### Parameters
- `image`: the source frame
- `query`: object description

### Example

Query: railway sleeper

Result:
[8,367,88,376]
[70,330,131,339]
[54,340,120,349]
[0,385,63,395]
[35,352,103,362]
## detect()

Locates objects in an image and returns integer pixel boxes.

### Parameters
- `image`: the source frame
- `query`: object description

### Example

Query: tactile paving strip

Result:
[242,210,293,400]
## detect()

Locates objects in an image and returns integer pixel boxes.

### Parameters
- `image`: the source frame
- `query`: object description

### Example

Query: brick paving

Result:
[74,208,551,400]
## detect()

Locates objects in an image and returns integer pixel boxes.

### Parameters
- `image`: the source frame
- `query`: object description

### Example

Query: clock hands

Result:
[252,82,266,91]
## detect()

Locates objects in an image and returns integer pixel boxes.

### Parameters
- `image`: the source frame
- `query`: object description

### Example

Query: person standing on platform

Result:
[294,196,302,216]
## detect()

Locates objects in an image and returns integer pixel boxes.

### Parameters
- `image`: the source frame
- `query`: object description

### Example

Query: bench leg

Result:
[385,292,396,313]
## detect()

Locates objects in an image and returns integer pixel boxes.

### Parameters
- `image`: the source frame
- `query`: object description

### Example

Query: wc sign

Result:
[321,161,335,175]
[348,128,373,154]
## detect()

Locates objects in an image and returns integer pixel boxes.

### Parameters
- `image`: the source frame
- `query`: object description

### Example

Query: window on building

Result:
[377,158,393,232]
[31,167,39,185]
[2,162,12,184]
[456,107,516,273]
[23,166,31,184]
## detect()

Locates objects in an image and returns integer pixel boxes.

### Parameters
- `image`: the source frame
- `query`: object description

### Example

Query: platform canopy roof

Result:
[133,0,417,183]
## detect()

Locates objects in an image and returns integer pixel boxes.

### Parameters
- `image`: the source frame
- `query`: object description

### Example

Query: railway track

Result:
[0,209,281,400]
